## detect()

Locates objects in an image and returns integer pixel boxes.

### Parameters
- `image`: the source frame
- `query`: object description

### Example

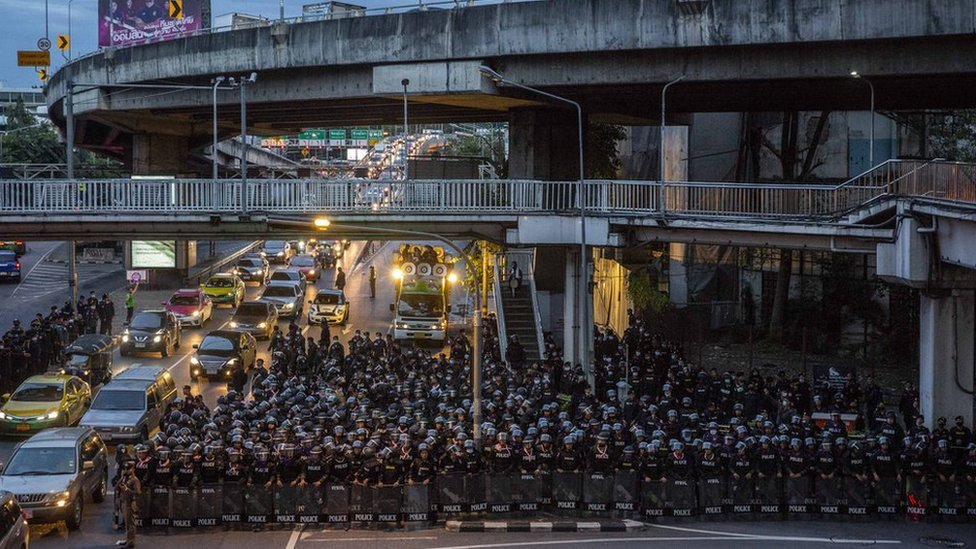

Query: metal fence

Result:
[0,160,973,219]
[133,472,976,528]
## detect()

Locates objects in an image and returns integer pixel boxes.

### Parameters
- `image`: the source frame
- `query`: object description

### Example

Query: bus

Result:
[0,241,26,256]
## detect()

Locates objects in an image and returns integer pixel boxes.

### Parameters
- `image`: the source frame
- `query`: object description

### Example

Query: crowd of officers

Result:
[114,313,976,511]
[0,292,115,391]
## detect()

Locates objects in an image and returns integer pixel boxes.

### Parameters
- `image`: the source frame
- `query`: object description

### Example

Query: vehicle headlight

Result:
[46,411,59,420]
[226,358,238,366]
[120,426,134,432]
[229,322,239,328]
[397,322,408,329]
[191,310,200,317]
[431,324,440,330]
[309,270,316,276]
[121,335,129,343]
[257,322,267,329]
[190,357,199,365]
[0,411,6,419]
[53,490,70,507]
[283,303,294,310]
[153,335,162,343]
[277,252,284,256]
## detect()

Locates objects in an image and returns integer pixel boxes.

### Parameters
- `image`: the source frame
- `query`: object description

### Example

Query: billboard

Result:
[131,241,177,269]
[99,0,206,48]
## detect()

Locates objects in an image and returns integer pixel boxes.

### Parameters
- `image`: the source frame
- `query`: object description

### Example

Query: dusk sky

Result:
[0,0,514,90]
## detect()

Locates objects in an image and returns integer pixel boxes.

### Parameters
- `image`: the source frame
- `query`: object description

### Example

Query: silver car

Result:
[79,366,178,443]
[0,492,28,549]
[0,428,108,531]
[259,281,304,319]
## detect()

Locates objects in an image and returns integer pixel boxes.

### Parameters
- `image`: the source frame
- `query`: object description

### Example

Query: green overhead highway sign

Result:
[350,129,369,140]
[328,129,347,140]
[368,129,384,139]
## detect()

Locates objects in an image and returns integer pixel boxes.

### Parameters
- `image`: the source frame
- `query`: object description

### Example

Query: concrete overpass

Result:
[46,0,976,175]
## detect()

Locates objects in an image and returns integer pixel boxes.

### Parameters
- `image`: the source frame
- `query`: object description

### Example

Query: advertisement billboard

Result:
[131,241,177,269]
[99,0,206,48]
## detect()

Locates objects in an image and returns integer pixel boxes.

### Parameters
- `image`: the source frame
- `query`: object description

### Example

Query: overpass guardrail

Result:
[0,160,971,219]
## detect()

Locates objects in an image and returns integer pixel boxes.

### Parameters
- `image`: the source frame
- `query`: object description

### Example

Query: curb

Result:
[445,519,644,533]
[47,259,123,265]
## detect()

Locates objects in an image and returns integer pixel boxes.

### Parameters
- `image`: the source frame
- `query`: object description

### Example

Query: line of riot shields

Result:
[134,473,976,527]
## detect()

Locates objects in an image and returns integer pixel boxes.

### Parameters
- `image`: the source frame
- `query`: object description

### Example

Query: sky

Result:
[0,0,516,90]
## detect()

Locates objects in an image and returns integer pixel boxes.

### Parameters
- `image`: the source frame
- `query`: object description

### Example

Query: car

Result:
[0,252,20,283]
[269,269,308,294]
[308,289,349,325]
[79,366,177,443]
[0,375,92,435]
[162,289,214,328]
[201,273,246,307]
[289,254,320,282]
[229,301,278,340]
[262,240,294,264]
[0,492,29,549]
[190,330,258,381]
[259,282,304,319]
[233,256,270,284]
[120,310,181,357]
[0,428,108,530]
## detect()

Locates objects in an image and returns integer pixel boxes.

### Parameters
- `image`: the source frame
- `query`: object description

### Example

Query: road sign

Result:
[57,35,70,51]
[368,129,384,140]
[300,130,326,140]
[351,129,369,140]
[38,69,47,82]
[127,270,148,284]
[328,129,347,140]
[301,147,310,157]
[169,0,184,18]
[37,37,51,51]
[17,50,50,67]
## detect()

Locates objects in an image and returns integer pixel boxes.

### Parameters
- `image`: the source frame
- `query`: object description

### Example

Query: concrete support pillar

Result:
[919,290,975,428]
[508,107,582,180]
[563,249,579,366]
[129,134,194,176]
[668,243,689,307]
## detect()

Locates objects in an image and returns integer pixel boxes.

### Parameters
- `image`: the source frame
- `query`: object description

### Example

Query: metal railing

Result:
[0,160,972,219]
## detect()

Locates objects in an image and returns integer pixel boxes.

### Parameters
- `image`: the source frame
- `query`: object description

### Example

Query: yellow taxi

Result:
[202,273,246,307]
[0,375,92,435]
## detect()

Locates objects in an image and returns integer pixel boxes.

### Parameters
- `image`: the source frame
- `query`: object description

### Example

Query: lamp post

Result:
[478,65,591,389]
[850,71,875,169]
[67,0,74,60]
[229,73,258,214]
[211,76,226,180]
[402,78,410,181]
[659,75,685,215]
[293,218,484,448]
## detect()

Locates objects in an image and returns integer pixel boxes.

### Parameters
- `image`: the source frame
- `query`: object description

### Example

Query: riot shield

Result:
[171,487,196,528]
[873,477,900,515]
[668,478,696,517]
[274,484,300,524]
[785,476,812,513]
[403,483,431,522]
[373,485,401,522]
[349,484,372,522]
[905,475,929,519]
[221,482,245,523]
[436,473,466,514]
[582,473,613,512]
[641,480,667,519]
[514,474,541,512]
[552,472,582,512]
[755,477,782,514]
[966,478,976,518]
[539,472,553,507]
[730,477,754,510]
[845,478,870,517]
[465,474,487,513]
[325,483,350,523]
[613,471,639,513]
[197,485,221,527]
[699,477,726,516]
[245,484,274,524]
[817,478,843,516]
[934,480,964,516]
[135,488,152,527]
[149,486,171,527]
[298,483,323,525]
[488,474,513,513]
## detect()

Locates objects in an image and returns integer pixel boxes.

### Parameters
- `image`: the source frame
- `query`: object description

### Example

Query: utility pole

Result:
[65,82,78,308]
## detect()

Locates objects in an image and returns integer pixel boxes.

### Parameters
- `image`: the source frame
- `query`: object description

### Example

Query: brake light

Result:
[14,263,20,269]
[14,241,22,245]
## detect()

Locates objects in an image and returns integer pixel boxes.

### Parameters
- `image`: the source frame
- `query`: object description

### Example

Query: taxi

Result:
[201,273,246,307]
[163,288,214,327]
[0,375,91,435]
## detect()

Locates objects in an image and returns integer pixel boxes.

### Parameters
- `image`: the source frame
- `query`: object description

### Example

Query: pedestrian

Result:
[369,266,376,299]
[115,460,140,548]
[230,363,248,395]
[125,286,137,324]
[99,293,116,335]
[335,266,346,292]
[508,261,523,297]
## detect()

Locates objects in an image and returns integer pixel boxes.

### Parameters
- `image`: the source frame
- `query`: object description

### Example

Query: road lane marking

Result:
[428,536,902,549]
[12,245,57,296]
[303,537,437,543]
[285,525,304,549]
[167,319,230,372]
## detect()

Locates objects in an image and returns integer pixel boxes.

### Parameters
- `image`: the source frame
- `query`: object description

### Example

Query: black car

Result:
[190,330,258,381]
[120,310,181,357]
[234,257,270,284]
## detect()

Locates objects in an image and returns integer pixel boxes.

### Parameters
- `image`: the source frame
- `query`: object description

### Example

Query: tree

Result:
[927,110,976,162]
[1,100,64,164]
[585,124,626,178]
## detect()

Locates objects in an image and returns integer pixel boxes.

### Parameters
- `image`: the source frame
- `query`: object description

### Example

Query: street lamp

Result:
[660,75,685,215]
[228,72,258,214]
[402,78,410,181]
[67,0,75,60]
[850,71,875,169]
[478,65,592,388]
[295,217,484,448]
[211,76,226,180]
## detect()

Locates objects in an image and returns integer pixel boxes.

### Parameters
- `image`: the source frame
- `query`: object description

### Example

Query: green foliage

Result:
[460,240,504,298]
[929,110,976,162]
[1,100,64,164]
[585,124,626,179]
[626,268,669,314]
